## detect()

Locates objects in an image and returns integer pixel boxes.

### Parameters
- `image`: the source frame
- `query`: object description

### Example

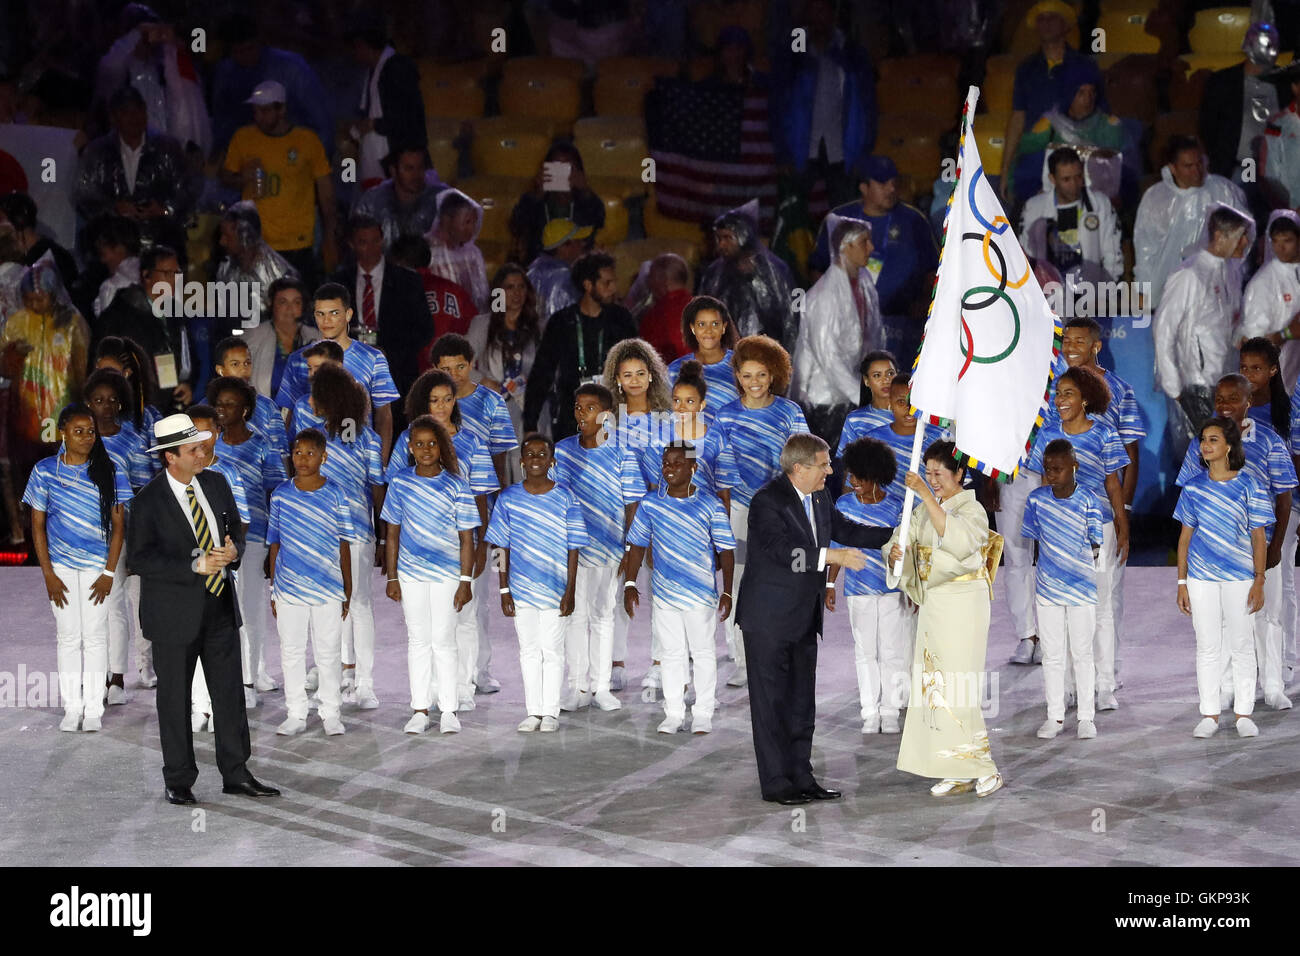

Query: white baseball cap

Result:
[245,80,287,106]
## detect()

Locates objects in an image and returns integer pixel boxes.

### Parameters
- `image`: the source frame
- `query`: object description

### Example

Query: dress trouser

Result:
[611,564,647,663]
[742,625,818,799]
[847,592,913,720]
[654,602,718,722]
[566,562,618,695]
[340,539,376,689]
[107,566,132,675]
[151,589,252,789]
[400,577,459,714]
[1188,578,1256,717]
[50,565,109,720]
[1037,601,1097,722]
[235,539,269,683]
[513,607,565,718]
[278,600,343,721]
[723,501,750,670]
[998,470,1039,642]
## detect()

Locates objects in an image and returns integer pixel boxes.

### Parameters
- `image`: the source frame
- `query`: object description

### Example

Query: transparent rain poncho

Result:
[214,201,298,312]
[527,253,578,329]
[698,199,797,349]
[426,187,489,314]
[1239,209,1300,388]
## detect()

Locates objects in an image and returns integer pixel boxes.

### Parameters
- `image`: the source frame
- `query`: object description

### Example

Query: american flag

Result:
[646,77,778,233]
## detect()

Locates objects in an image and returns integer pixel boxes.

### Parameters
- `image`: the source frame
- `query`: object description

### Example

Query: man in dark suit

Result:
[736,433,892,805]
[1199,28,1288,181]
[333,213,433,405]
[127,413,280,805]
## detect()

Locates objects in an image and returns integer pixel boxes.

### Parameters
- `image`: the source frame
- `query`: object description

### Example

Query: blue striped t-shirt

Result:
[381,467,481,582]
[22,454,133,570]
[625,489,736,609]
[485,483,587,608]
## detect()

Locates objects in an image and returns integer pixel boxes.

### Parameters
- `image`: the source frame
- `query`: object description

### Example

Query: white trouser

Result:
[1038,601,1097,722]
[1093,522,1121,697]
[1188,578,1256,717]
[1240,559,1285,698]
[400,577,460,714]
[1111,552,1127,683]
[50,565,109,719]
[235,538,270,684]
[452,571,485,701]
[611,563,651,663]
[566,561,618,694]
[1283,508,1298,670]
[723,500,750,669]
[475,560,494,680]
[513,606,565,718]
[999,470,1040,641]
[278,600,343,721]
[106,566,132,675]
[340,539,376,688]
[129,573,149,672]
[847,592,913,720]
[653,602,718,721]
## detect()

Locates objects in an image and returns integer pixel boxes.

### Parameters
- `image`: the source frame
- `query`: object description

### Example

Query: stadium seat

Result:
[877,111,954,146]
[1104,56,1160,124]
[1095,10,1160,54]
[470,117,551,179]
[595,194,630,245]
[418,60,488,119]
[877,56,962,118]
[594,56,678,116]
[972,112,1012,177]
[1147,111,1199,171]
[1178,52,1245,74]
[498,72,582,129]
[982,54,1018,114]
[502,56,585,83]
[478,238,509,282]
[1168,62,1209,111]
[586,176,650,204]
[426,119,463,183]
[454,176,530,243]
[573,117,648,181]
[877,125,943,194]
[1188,7,1252,54]
[613,238,701,294]
[643,190,711,242]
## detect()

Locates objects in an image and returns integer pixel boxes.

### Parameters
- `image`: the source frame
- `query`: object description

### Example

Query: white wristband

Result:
[825,583,834,589]
[623,580,637,589]
[459,575,473,582]
[99,567,113,579]
[499,587,511,594]
[1177,578,1188,585]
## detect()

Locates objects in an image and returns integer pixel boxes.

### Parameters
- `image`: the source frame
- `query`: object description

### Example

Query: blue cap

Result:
[857,155,898,184]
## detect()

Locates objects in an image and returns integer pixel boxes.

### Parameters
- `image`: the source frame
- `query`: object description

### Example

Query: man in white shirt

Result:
[1020,146,1123,283]
[1239,210,1300,391]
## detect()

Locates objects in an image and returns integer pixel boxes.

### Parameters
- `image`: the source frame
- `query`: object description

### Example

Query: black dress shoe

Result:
[165,786,197,805]
[802,783,842,800]
[763,792,812,806]
[221,776,281,797]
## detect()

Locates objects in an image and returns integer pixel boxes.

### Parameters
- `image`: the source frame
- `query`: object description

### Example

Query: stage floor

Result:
[2,566,1297,867]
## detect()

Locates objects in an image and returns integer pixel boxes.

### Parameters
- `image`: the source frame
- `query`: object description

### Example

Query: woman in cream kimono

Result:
[886,440,1004,797]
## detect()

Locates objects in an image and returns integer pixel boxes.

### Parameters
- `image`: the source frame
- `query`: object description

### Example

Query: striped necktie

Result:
[186,485,225,595]
[362,272,377,330]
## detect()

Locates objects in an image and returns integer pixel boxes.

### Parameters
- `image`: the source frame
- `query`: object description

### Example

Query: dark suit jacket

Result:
[374,53,427,151]
[95,285,201,407]
[127,469,245,644]
[332,260,432,398]
[736,475,892,640]
[1200,65,1289,178]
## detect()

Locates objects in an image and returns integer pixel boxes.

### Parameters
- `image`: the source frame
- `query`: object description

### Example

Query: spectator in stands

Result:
[88,215,141,319]
[527,219,587,329]
[345,14,427,188]
[215,202,298,315]
[700,199,797,350]
[426,188,489,314]
[389,234,476,348]
[810,156,937,365]
[0,192,78,289]
[768,0,877,208]
[220,80,338,285]
[1135,136,1247,310]
[242,275,320,401]
[332,214,432,402]
[1239,210,1300,392]
[95,244,198,410]
[1200,22,1285,183]
[524,251,638,440]
[1020,147,1123,285]
[999,1,1095,207]
[352,146,447,249]
[545,0,636,67]
[636,253,692,365]
[0,224,23,324]
[1260,61,1300,208]
[509,142,606,266]
[73,85,196,259]
[210,16,335,158]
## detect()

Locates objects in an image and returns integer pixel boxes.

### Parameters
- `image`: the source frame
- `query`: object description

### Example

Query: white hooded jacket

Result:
[1019,184,1123,281]
[426,188,489,313]
[1240,209,1300,391]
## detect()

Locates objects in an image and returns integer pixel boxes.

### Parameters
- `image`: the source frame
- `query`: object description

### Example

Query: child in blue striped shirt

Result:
[835,350,899,457]
[431,333,519,488]
[667,296,741,415]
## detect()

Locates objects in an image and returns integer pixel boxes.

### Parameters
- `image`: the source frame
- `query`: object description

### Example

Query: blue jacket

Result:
[769,35,876,173]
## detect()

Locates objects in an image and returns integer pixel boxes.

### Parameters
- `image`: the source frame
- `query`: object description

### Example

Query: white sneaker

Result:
[243,685,258,709]
[404,713,429,734]
[191,712,207,733]
[105,684,127,706]
[1031,641,1043,664]
[1266,693,1293,710]
[1097,692,1118,712]
[1010,638,1036,665]
[1077,719,1097,739]
[475,672,501,694]
[861,715,881,734]
[517,716,542,733]
[539,716,559,732]
[59,712,80,732]
[1193,716,1219,738]
[609,665,626,691]
[137,663,158,689]
[592,690,622,711]
[340,668,356,691]
[81,716,101,732]
[657,716,683,734]
[354,685,379,710]
[642,664,662,689]
[341,686,358,705]
[304,666,320,693]
[725,665,747,688]
[440,712,461,734]
[1036,718,1064,739]
[277,716,307,736]
[559,689,583,712]
[458,696,476,712]
[691,714,713,734]
[322,716,346,736]
[1236,716,1260,737]
[881,714,902,734]
[255,671,278,692]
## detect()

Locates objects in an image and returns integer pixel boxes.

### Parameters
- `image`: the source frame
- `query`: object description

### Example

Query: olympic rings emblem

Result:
[957,225,1023,381]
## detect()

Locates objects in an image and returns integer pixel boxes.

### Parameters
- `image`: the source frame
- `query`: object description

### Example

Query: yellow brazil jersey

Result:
[223,125,330,251]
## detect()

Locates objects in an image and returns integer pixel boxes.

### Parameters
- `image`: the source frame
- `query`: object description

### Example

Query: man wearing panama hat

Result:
[126,413,280,805]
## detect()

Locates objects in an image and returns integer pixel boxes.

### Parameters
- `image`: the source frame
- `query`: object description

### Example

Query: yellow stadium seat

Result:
[470,118,550,179]
[613,238,701,295]
[426,119,462,183]
[643,191,712,242]
[455,176,530,243]
[573,117,648,181]
[982,54,1019,114]
[502,56,585,83]
[1147,110,1199,170]
[890,139,943,195]
[1105,0,1157,13]
[971,112,1012,176]
[1179,52,1246,74]
[877,112,954,146]
[478,239,510,281]
[1095,11,1160,54]
[586,176,650,204]
[878,56,961,118]
[595,195,630,245]
[498,72,582,128]
[1188,7,1252,54]
[418,64,486,120]
[594,56,678,116]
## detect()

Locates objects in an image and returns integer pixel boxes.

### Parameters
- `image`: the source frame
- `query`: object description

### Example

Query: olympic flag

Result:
[909,86,1061,480]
